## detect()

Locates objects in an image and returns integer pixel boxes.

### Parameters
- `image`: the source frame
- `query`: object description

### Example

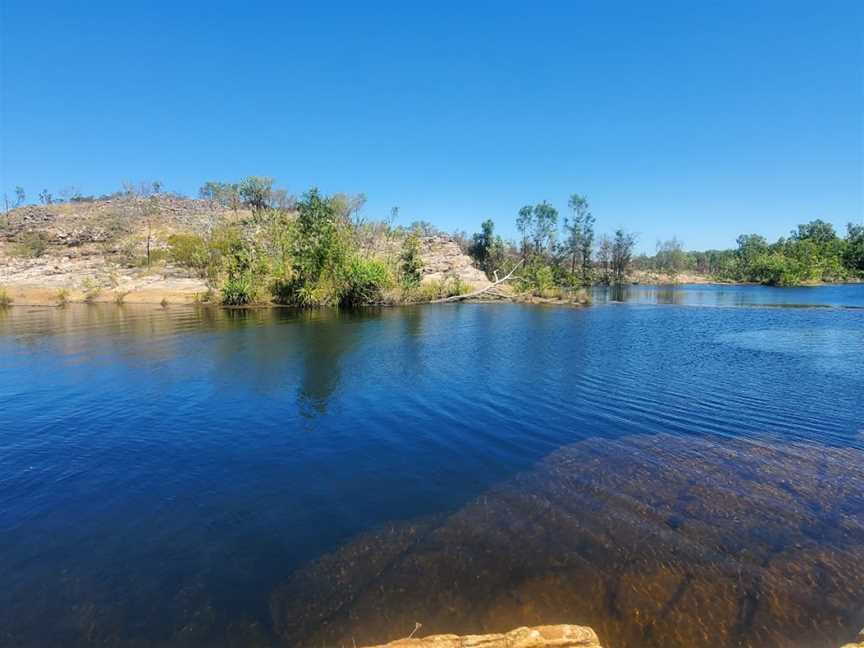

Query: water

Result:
[592,282,864,308]
[1,284,862,647]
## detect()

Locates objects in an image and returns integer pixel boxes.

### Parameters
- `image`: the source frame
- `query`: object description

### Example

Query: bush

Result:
[340,257,392,306]
[516,263,557,296]
[168,233,209,276]
[221,275,254,305]
[0,286,12,307]
[400,233,423,286]
[406,275,470,302]
[82,278,102,303]
[14,231,50,258]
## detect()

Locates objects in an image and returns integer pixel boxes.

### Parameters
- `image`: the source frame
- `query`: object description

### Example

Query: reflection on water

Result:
[592,283,864,308]
[1,295,863,647]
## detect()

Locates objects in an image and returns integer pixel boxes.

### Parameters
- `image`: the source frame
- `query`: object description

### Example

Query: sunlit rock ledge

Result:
[363,624,603,647]
[841,628,864,648]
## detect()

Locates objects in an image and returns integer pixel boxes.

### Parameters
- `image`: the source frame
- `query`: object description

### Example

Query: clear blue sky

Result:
[2,1,862,252]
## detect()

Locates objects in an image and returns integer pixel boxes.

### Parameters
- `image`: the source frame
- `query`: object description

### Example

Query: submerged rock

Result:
[362,624,603,647]
[270,434,864,648]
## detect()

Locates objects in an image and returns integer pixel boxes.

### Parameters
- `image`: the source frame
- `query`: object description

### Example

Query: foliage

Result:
[399,232,424,287]
[0,286,12,307]
[55,288,69,306]
[14,187,25,206]
[14,231,50,257]
[407,276,469,302]
[221,275,254,306]
[340,257,392,306]
[653,237,691,278]
[199,181,241,210]
[516,263,557,296]
[532,202,559,256]
[168,233,210,277]
[564,194,595,284]
[82,278,102,303]
[844,223,864,274]
[468,219,506,278]
[239,176,274,212]
[611,229,636,283]
[628,219,862,285]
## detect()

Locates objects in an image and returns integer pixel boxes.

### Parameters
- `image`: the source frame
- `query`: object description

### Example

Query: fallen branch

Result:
[432,258,524,303]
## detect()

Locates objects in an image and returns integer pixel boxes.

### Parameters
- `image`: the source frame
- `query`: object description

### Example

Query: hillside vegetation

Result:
[0,180,489,306]
[2,180,860,309]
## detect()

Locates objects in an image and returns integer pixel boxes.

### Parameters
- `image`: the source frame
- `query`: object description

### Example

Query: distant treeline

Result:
[631,221,864,285]
[462,204,863,287]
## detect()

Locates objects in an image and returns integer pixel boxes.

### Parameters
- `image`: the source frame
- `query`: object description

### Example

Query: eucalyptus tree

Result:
[611,228,636,283]
[516,205,534,257]
[531,201,558,258]
[239,176,274,213]
[565,193,595,283]
[469,219,506,278]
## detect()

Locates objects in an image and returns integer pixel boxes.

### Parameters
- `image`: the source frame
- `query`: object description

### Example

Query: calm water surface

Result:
[1,284,863,647]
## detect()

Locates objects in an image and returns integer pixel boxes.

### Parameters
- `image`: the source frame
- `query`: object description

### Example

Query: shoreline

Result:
[3,279,861,309]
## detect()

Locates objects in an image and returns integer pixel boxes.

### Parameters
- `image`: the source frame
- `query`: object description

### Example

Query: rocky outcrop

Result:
[1,195,232,242]
[363,625,602,648]
[0,198,491,304]
[419,236,489,287]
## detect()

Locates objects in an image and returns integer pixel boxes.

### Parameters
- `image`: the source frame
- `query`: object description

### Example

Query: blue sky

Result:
[2,1,862,252]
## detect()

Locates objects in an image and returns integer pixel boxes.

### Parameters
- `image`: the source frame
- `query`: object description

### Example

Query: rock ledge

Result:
[362,624,602,647]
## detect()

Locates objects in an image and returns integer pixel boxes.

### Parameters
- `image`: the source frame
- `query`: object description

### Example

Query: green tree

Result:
[200,181,241,211]
[469,219,506,278]
[38,189,53,205]
[734,234,768,278]
[611,228,636,283]
[14,186,25,206]
[791,219,836,244]
[239,176,274,212]
[400,232,423,286]
[516,205,534,257]
[844,223,864,273]
[564,194,595,283]
[655,237,690,278]
[531,201,558,257]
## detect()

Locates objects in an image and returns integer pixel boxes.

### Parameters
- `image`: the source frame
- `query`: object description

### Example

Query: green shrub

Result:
[221,275,254,305]
[168,233,209,275]
[0,286,12,307]
[516,263,557,295]
[55,288,69,306]
[400,233,423,286]
[340,257,392,306]
[14,231,50,258]
[408,275,470,302]
[82,278,102,303]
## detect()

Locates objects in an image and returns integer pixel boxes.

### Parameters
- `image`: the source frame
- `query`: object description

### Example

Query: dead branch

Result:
[432,258,524,303]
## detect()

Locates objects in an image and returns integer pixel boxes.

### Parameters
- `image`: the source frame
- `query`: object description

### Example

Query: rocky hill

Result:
[0,196,488,305]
